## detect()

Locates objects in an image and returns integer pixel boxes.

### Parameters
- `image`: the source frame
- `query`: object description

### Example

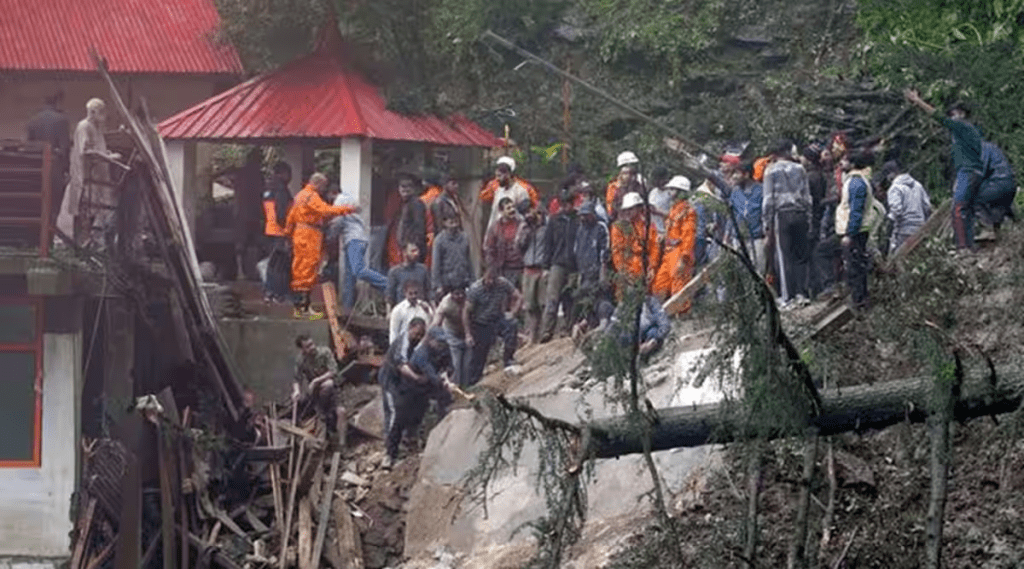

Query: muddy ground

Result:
[336,222,1024,568]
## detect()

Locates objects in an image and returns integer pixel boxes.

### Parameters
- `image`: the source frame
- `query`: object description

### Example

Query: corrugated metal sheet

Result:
[0,0,242,74]
[158,51,503,147]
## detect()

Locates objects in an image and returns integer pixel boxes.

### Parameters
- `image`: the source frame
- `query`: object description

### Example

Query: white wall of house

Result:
[0,332,81,558]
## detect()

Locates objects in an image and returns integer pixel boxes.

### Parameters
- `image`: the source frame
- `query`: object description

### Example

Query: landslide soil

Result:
[607,225,1024,568]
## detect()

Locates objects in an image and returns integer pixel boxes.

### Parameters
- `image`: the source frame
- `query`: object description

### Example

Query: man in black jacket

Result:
[539,189,579,343]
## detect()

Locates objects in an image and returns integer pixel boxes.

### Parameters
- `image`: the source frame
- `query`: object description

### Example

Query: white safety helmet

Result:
[496,156,517,172]
[616,151,640,168]
[620,192,645,210]
[666,175,691,191]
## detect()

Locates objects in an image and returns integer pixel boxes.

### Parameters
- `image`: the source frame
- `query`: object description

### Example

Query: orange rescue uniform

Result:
[263,200,286,236]
[284,184,356,293]
[605,179,622,215]
[652,199,697,298]
[610,217,661,284]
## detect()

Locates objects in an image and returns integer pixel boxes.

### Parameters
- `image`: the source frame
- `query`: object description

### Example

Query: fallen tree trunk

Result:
[589,367,1022,458]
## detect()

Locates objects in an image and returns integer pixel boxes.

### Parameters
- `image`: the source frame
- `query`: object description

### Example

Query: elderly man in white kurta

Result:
[56,98,122,249]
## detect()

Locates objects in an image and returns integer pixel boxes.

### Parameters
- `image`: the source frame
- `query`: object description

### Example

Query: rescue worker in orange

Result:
[262,161,294,303]
[284,173,359,319]
[480,156,539,231]
[610,189,661,290]
[652,176,697,304]
[605,151,641,219]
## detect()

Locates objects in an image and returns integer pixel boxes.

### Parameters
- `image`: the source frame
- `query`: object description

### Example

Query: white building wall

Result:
[0,332,81,558]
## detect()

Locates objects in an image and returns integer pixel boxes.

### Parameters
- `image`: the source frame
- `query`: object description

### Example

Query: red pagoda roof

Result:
[157,50,502,146]
[0,0,242,74]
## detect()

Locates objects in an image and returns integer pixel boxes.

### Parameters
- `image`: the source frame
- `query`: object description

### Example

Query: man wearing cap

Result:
[573,199,609,326]
[480,156,539,230]
[606,151,642,218]
[904,89,984,250]
[652,176,697,301]
[611,188,661,287]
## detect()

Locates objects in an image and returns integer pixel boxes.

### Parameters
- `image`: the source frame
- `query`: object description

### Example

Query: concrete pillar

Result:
[339,137,373,230]
[165,139,198,241]
[281,143,304,195]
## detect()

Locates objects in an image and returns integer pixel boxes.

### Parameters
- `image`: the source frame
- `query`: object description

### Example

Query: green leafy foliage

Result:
[857,0,1024,190]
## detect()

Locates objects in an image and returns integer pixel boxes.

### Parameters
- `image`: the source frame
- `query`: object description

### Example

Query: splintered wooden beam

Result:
[297,497,313,569]
[884,200,953,271]
[311,452,342,568]
[663,256,724,315]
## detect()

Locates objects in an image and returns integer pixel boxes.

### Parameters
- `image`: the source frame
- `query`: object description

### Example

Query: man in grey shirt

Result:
[329,190,387,308]
[762,139,813,306]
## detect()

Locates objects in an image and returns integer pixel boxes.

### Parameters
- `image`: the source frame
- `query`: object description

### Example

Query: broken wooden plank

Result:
[84,536,117,569]
[268,403,285,537]
[70,497,97,569]
[663,255,725,315]
[157,424,179,569]
[183,529,245,569]
[241,445,290,463]
[113,416,144,569]
[332,499,365,569]
[311,452,342,569]
[279,440,307,569]
[214,508,249,540]
[245,507,270,534]
[884,199,953,271]
[321,282,349,360]
[274,419,321,442]
[297,497,313,569]
[810,304,856,340]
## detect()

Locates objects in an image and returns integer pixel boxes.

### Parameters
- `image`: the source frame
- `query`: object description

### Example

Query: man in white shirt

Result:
[388,280,433,345]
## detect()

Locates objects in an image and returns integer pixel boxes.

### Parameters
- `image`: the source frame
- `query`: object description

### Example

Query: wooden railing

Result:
[0,140,54,256]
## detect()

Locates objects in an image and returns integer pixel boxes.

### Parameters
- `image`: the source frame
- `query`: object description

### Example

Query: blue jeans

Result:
[952,168,983,250]
[343,239,387,308]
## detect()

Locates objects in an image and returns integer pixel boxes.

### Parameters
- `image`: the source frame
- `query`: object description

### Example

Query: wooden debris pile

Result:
[71,391,370,569]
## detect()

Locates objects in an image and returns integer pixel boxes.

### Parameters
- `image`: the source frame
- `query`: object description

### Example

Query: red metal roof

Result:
[0,0,242,74]
[157,50,503,147]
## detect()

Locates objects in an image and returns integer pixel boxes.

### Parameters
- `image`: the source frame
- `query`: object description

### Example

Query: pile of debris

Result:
[70,390,383,569]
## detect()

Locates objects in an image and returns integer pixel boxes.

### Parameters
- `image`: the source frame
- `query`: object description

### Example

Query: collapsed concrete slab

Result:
[403,337,726,567]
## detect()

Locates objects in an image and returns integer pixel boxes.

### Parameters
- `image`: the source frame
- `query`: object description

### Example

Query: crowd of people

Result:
[278,88,1018,468]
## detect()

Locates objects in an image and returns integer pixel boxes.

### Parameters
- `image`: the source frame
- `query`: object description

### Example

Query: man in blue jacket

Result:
[976,140,1018,234]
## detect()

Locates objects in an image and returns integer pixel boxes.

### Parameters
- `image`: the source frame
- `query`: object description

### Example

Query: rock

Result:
[354,393,386,440]
[834,449,876,491]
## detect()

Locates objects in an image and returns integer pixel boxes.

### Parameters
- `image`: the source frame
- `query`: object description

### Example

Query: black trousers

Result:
[467,318,519,385]
[812,234,842,296]
[842,232,870,309]
[771,210,811,301]
[385,384,451,459]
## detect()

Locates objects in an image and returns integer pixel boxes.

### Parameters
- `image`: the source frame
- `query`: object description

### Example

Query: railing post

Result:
[40,142,53,257]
